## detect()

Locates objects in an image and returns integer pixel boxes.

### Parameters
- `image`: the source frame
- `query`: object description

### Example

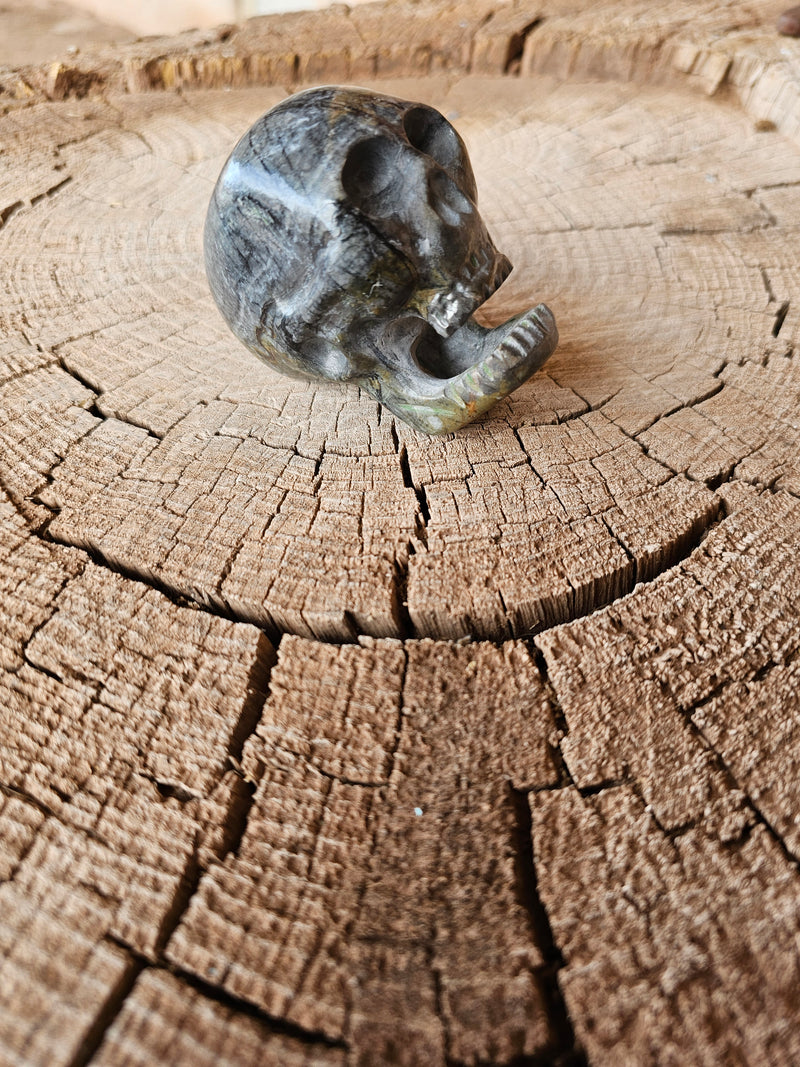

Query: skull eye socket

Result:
[403,105,478,201]
[341,136,404,217]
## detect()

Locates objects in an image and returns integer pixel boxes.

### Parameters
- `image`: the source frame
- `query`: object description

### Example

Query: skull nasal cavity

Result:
[428,168,472,226]
[341,137,404,217]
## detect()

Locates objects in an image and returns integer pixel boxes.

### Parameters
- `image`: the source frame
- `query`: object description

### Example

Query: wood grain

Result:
[0,489,274,1063]
[533,784,800,1065]
[166,637,559,1061]
[2,0,800,1063]
[94,968,346,1067]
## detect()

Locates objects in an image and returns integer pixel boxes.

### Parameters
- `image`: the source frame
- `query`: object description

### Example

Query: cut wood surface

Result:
[2,0,800,1063]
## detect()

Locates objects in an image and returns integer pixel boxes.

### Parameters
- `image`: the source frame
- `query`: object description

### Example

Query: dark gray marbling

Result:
[205,86,558,434]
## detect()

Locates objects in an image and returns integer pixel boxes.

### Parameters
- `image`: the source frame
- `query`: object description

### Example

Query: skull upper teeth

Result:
[428,286,477,336]
[425,249,514,338]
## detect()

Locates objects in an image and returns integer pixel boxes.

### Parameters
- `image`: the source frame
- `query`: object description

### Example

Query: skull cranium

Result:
[205,86,558,434]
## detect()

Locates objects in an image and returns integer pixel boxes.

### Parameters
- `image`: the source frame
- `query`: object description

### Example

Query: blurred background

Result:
[0,0,378,64]
[65,0,376,35]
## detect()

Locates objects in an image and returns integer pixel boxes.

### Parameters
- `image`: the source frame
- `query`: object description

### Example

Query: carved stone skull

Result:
[205,86,558,434]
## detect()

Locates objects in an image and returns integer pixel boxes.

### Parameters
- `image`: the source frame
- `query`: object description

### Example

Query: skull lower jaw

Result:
[362,302,558,435]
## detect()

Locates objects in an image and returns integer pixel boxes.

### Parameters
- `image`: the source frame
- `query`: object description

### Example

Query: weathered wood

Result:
[0,491,274,1063]
[2,0,800,1063]
[166,637,559,1061]
[94,968,346,1066]
[534,785,800,1065]
[533,486,800,1062]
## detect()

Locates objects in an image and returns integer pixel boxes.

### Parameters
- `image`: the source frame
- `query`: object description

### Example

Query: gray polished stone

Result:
[205,86,558,434]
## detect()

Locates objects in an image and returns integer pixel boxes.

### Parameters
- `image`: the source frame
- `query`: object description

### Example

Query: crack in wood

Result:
[507,785,589,1067]
[17,558,89,682]
[0,175,75,233]
[56,354,164,440]
[42,524,246,625]
[9,449,728,661]
[0,200,24,227]
[30,174,73,206]
[427,931,452,1064]
[503,18,544,76]
[54,636,280,1055]
[103,946,351,1054]
[685,656,800,867]
[0,782,102,885]
[772,300,790,338]
[398,442,430,539]
[760,266,777,305]
[66,956,145,1067]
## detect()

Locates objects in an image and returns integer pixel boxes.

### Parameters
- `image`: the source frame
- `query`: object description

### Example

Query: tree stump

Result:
[2,1,800,1063]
